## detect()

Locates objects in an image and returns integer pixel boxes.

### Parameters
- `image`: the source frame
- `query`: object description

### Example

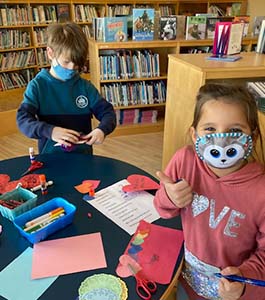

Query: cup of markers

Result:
[13,197,76,244]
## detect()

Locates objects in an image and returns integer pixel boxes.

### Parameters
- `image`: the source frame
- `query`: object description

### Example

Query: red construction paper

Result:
[20,174,40,189]
[116,220,183,284]
[122,174,160,192]
[74,182,92,194]
[82,180,100,190]
[75,180,101,194]
[0,174,10,194]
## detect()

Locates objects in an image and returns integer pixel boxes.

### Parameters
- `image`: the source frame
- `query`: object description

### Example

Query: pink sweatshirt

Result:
[154,145,265,300]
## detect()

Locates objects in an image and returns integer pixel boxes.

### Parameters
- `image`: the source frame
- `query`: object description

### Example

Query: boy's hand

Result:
[219,267,245,300]
[156,171,193,208]
[83,128,105,145]
[51,127,80,147]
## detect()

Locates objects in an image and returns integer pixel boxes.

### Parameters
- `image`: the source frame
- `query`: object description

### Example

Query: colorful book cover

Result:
[206,17,221,39]
[256,20,265,53]
[233,15,250,37]
[226,22,244,55]
[132,8,155,41]
[186,16,207,40]
[159,16,177,40]
[56,4,70,23]
[176,15,186,39]
[104,17,128,42]
[252,16,265,36]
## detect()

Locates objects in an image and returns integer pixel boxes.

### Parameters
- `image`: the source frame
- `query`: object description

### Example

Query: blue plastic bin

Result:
[13,197,76,244]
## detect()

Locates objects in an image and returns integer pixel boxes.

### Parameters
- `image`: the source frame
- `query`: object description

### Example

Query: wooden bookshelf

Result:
[0,0,250,137]
[162,52,265,169]
[89,35,257,136]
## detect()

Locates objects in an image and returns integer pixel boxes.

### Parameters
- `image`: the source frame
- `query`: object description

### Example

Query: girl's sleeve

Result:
[153,152,181,218]
[238,209,265,299]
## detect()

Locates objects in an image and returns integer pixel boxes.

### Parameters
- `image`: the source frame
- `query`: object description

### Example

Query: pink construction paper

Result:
[32,233,107,279]
[122,174,160,192]
[116,220,183,284]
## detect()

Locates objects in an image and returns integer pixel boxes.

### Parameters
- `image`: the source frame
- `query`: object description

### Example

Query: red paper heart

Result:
[122,174,160,193]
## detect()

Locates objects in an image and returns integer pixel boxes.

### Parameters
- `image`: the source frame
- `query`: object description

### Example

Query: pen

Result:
[30,180,53,192]
[24,207,64,228]
[215,273,265,287]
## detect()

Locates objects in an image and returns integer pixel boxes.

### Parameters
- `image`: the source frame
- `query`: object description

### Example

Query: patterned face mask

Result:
[52,59,77,81]
[195,132,253,169]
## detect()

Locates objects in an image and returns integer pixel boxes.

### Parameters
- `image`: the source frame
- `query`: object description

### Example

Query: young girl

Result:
[154,83,265,300]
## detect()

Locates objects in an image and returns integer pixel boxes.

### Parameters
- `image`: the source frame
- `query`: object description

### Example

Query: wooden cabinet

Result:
[162,52,265,168]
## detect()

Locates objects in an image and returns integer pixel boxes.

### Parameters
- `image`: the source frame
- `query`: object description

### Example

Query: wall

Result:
[248,0,265,28]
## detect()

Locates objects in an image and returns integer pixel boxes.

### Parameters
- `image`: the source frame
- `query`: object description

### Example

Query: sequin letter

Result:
[209,199,230,229]
[191,193,209,217]
[224,210,245,238]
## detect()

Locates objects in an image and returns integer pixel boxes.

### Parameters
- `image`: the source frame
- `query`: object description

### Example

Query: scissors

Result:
[128,264,157,300]
[21,160,43,176]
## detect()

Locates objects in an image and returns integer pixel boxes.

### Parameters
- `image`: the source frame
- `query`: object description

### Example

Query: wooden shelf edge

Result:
[110,120,164,137]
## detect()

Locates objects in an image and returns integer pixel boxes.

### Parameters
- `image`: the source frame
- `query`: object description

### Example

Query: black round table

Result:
[0,153,182,300]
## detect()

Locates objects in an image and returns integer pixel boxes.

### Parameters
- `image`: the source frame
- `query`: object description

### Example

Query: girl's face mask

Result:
[52,59,77,81]
[195,132,253,169]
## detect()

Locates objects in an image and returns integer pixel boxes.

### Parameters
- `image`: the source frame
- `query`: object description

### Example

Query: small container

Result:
[13,197,76,244]
[0,187,37,221]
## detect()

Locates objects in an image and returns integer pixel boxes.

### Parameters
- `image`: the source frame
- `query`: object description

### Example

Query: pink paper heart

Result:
[116,254,142,277]
[122,174,160,192]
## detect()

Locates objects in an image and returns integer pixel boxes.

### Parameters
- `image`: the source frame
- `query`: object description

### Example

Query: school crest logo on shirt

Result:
[76,95,88,108]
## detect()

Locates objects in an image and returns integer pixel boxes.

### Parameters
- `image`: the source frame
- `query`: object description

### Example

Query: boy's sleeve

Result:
[16,81,54,139]
[87,82,116,135]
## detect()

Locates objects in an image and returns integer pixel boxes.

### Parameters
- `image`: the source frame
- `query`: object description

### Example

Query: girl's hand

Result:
[83,128,105,145]
[156,171,193,208]
[51,127,80,147]
[219,266,245,300]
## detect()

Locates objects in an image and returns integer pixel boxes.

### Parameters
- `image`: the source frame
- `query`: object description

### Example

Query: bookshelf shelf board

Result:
[0,47,35,53]
[0,65,37,73]
[101,76,167,83]
[115,103,165,110]
[110,120,164,137]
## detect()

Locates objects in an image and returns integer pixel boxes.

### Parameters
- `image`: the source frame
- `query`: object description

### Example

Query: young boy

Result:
[17,22,116,154]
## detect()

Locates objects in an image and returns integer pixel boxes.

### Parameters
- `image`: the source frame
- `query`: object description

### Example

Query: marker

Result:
[24,209,65,232]
[215,273,265,287]
[24,207,64,228]
[30,180,53,192]
[27,213,65,234]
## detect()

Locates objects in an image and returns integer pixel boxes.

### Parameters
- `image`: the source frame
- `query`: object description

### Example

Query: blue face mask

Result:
[52,59,77,81]
[195,132,253,169]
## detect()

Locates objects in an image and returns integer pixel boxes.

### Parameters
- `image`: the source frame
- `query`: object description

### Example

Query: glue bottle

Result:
[29,147,35,163]
[39,174,48,195]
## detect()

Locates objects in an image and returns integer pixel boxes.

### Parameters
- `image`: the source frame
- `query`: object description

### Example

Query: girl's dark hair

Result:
[47,22,88,69]
[192,83,264,162]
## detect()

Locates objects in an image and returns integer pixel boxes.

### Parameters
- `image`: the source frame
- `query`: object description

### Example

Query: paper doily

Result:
[78,274,127,300]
